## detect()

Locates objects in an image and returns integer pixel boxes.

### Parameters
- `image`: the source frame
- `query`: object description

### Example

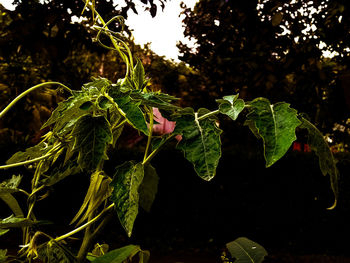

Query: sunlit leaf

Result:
[6,141,53,165]
[217,94,245,121]
[110,161,144,237]
[92,245,140,263]
[174,108,222,181]
[139,164,159,212]
[72,115,112,171]
[132,59,145,90]
[299,117,339,209]
[226,237,268,263]
[246,98,301,167]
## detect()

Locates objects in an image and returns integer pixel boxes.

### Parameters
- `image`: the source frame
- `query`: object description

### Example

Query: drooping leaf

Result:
[41,159,81,187]
[226,237,268,263]
[92,245,140,263]
[110,161,144,237]
[0,193,23,217]
[174,108,222,181]
[246,98,301,167]
[110,91,149,135]
[132,59,145,90]
[0,175,22,194]
[299,117,339,209]
[139,250,150,263]
[72,114,112,171]
[0,229,9,237]
[139,164,159,212]
[130,90,179,110]
[217,94,245,121]
[0,215,34,228]
[6,140,54,165]
[0,249,7,262]
[71,171,112,226]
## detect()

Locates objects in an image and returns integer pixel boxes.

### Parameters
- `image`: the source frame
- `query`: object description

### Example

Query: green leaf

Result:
[226,237,267,263]
[98,96,113,110]
[0,193,23,217]
[0,175,22,194]
[80,101,94,111]
[92,245,140,263]
[110,161,144,237]
[41,159,81,186]
[111,93,149,135]
[130,90,179,110]
[0,215,34,228]
[133,59,145,90]
[37,242,75,263]
[217,94,245,121]
[299,117,339,209]
[246,98,301,167]
[83,78,111,95]
[72,115,112,171]
[139,164,159,212]
[6,141,54,164]
[0,249,7,262]
[42,91,91,137]
[0,229,9,237]
[174,109,222,181]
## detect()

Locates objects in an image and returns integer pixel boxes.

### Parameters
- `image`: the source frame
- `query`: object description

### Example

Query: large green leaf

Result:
[92,245,140,263]
[0,215,34,228]
[110,161,144,237]
[37,241,75,263]
[299,117,339,208]
[246,98,301,167]
[0,194,23,218]
[109,86,149,135]
[226,237,268,263]
[217,94,245,121]
[72,115,112,171]
[139,164,159,212]
[174,108,222,181]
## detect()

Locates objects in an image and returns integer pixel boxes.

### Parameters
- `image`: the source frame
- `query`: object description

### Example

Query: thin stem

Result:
[0,152,55,170]
[0,82,71,120]
[142,134,176,166]
[143,109,154,163]
[197,109,220,121]
[54,203,114,243]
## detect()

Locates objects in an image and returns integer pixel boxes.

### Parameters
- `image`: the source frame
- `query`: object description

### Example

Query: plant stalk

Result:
[0,82,71,120]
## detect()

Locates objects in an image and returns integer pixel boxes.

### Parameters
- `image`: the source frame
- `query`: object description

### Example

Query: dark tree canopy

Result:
[178,0,350,149]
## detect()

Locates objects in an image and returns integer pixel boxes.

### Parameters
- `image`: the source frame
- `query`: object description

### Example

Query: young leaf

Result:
[246,98,301,167]
[72,114,112,171]
[83,77,111,94]
[217,94,245,121]
[110,161,144,237]
[174,109,222,181]
[139,164,159,212]
[132,59,145,90]
[226,237,268,263]
[299,117,339,209]
[92,245,140,263]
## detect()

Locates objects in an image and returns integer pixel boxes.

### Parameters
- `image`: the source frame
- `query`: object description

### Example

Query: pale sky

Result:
[0,0,198,61]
